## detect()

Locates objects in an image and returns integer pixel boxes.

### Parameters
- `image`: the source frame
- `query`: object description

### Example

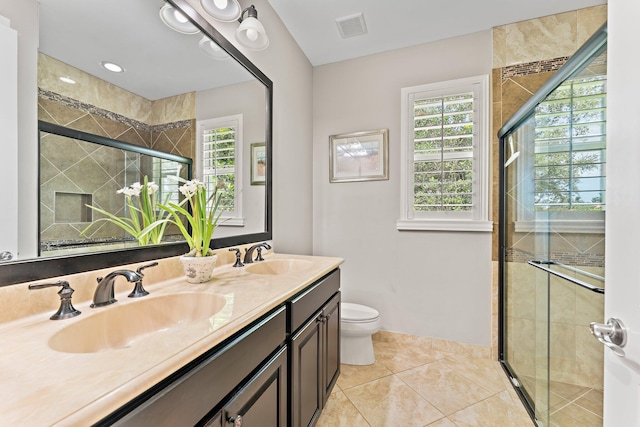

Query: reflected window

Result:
[197,115,244,226]
[533,75,607,212]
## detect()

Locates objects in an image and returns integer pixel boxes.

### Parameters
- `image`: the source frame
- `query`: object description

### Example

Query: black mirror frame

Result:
[0,0,272,287]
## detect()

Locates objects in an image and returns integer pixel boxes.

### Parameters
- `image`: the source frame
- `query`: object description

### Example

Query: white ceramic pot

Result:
[179,254,218,283]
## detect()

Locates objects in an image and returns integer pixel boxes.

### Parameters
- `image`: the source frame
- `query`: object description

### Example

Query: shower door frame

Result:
[497,23,608,426]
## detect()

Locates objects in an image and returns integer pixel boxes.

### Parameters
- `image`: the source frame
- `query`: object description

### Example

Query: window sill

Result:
[219,217,245,227]
[396,219,493,232]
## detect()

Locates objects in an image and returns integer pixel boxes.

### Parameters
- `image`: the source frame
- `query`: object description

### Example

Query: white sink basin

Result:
[246,259,313,275]
[48,292,226,353]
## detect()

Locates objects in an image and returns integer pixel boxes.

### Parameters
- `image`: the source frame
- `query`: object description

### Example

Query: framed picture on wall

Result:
[329,129,389,183]
[250,142,266,185]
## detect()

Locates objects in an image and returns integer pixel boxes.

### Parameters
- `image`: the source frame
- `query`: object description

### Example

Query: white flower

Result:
[117,182,142,197]
[179,179,204,197]
[147,182,159,194]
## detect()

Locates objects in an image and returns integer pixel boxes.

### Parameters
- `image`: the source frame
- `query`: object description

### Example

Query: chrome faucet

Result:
[91,269,142,308]
[243,242,271,264]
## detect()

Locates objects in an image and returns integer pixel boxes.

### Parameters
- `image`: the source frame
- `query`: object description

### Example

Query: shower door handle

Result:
[590,318,627,357]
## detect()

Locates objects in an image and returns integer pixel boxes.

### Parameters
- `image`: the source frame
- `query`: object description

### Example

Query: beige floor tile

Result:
[426,417,457,427]
[336,361,393,390]
[448,390,533,427]
[343,376,444,427]
[316,390,371,427]
[575,388,603,417]
[373,340,450,373]
[397,360,494,415]
[550,401,603,427]
[440,353,507,394]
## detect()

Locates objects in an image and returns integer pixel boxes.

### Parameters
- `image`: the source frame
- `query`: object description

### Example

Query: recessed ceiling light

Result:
[59,76,76,84]
[100,61,125,73]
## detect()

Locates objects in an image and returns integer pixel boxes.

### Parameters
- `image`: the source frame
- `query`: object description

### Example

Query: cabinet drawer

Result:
[288,269,340,334]
[107,306,287,427]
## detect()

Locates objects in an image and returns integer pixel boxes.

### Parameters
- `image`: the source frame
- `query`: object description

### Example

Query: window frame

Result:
[196,114,244,227]
[397,75,491,232]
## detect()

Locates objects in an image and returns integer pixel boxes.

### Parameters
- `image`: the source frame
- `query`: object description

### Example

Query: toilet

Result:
[340,302,381,365]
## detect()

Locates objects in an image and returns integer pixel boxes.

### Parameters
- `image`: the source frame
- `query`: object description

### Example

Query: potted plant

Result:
[81,176,170,246]
[159,178,224,283]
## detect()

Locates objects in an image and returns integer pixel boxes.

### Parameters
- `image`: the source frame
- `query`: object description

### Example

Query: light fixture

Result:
[200,0,241,22]
[100,61,125,73]
[59,76,76,84]
[159,4,200,34]
[235,5,269,51]
[199,36,230,60]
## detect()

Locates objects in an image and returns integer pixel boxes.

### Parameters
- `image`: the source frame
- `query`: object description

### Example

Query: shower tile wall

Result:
[38,54,195,249]
[489,4,607,360]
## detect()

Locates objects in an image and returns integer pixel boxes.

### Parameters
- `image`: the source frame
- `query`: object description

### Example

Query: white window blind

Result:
[196,115,243,224]
[398,75,491,232]
[202,126,236,212]
[413,93,474,212]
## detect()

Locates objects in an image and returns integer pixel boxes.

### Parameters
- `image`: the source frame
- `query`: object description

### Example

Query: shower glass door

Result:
[500,31,607,427]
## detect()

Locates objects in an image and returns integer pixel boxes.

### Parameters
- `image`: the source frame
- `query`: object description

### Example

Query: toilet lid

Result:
[341,303,379,321]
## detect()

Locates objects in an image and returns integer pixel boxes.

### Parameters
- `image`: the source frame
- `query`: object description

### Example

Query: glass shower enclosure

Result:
[499,24,607,426]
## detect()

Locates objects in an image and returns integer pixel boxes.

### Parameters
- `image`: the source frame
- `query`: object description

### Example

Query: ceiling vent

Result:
[335,13,367,38]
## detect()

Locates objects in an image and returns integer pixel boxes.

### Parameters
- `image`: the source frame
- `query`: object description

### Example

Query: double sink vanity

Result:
[0,252,343,426]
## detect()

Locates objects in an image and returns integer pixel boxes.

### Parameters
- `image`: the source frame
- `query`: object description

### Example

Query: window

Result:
[397,75,491,232]
[515,73,607,233]
[197,115,244,226]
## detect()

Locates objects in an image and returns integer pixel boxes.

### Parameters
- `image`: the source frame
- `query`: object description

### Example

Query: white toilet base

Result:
[341,334,376,365]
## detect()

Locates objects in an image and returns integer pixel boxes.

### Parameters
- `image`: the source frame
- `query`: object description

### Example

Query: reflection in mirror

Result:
[0,0,272,286]
[39,121,192,257]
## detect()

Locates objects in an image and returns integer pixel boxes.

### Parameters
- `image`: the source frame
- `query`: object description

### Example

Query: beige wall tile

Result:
[577,5,608,47]
[492,26,507,68]
[505,12,577,66]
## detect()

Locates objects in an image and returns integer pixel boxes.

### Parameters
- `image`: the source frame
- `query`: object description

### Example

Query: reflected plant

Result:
[159,178,224,258]
[81,176,171,246]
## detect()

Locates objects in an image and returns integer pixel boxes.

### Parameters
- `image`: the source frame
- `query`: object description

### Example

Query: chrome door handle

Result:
[590,318,627,357]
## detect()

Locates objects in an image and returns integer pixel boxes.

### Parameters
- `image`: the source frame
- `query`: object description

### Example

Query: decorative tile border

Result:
[501,56,569,79]
[505,247,604,267]
[38,88,191,132]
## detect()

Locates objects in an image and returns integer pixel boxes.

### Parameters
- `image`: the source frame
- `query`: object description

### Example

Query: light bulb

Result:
[213,0,228,9]
[173,9,188,23]
[246,28,258,41]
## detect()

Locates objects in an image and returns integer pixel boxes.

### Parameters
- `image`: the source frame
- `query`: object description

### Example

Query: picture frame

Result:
[329,129,389,183]
[250,142,266,185]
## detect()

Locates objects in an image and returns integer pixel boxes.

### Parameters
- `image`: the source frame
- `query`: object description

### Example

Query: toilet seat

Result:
[341,302,379,322]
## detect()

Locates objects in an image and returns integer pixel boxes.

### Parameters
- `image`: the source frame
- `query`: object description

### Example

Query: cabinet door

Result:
[223,347,287,427]
[290,312,323,427]
[322,292,340,405]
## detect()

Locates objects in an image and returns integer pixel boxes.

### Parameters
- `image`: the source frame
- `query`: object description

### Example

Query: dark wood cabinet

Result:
[221,347,287,427]
[289,270,341,427]
[98,268,341,427]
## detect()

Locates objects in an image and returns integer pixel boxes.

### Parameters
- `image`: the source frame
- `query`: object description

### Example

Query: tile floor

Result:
[519,376,603,427]
[317,332,534,427]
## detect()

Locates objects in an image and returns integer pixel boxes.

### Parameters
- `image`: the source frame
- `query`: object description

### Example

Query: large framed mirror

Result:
[0,0,272,285]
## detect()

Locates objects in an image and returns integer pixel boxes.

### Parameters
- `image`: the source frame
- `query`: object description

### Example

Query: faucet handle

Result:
[136,261,159,276]
[255,247,265,261]
[129,262,158,298]
[28,280,81,320]
[229,248,244,267]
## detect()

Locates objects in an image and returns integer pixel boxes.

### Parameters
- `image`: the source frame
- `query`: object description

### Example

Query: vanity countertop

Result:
[0,253,343,426]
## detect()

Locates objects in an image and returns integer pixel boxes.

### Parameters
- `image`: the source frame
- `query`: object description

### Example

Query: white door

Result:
[0,16,18,262]
[601,1,640,425]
